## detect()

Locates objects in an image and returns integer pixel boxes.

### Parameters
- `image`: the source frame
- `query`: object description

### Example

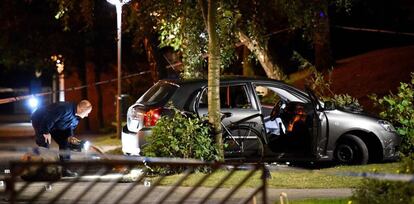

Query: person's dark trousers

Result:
[33,120,51,148]
[50,129,72,162]
[33,125,71,162]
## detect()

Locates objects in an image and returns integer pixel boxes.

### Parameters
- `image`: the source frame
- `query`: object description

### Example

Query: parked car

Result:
[122,76,401,164]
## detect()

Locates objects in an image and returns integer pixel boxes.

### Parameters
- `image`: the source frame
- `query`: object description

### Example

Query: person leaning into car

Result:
[31,100,92,177]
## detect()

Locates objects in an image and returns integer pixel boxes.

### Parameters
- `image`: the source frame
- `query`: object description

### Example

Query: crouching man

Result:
[31,100,92,177]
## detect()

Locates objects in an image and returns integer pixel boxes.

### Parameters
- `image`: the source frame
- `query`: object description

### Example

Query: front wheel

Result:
[223,125,264,160]
[334,134,369,165]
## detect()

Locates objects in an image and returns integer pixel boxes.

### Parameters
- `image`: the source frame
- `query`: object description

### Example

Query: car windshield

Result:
[137,81,178,106]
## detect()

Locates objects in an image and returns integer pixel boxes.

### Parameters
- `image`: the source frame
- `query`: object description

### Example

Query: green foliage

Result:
[56,0,94,31]
[331,94,362,110]
[292,50,313,70]
[306,67,334,99]
[306,67,362,110]
[217,2,241,70]
[158,18,182,51]
[351,154,414,204]
[369,73,414,155]
[142,109,219,161]
[146,1,239,79]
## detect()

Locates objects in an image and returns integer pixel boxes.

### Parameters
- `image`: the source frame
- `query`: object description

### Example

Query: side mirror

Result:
[323,101,335,110]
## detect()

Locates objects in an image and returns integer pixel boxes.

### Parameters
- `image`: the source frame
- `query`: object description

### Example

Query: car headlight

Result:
[378,120,396,132]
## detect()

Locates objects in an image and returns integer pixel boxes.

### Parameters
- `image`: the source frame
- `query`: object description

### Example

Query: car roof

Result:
[160,75,285,86]
[154,75,309,111]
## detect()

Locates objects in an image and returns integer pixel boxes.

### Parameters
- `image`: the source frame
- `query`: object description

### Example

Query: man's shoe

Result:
[62,169,78,177]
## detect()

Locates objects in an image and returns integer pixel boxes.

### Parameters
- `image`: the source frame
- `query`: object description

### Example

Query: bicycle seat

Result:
[221,112,233,120]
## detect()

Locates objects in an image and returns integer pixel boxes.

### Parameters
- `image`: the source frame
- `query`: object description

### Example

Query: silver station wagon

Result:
[122,77,401,165]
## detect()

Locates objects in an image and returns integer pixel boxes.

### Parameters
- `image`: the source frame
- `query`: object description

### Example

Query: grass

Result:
[153,162,400,189]
[89,133,121,147]
[89,133,401,189]
[275,198,350,204]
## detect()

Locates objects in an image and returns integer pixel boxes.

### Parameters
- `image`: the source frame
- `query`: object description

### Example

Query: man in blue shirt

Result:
[31,100,92,177]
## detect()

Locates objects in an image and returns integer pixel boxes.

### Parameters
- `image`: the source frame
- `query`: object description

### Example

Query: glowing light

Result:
[83,141,91,151]
[106,0,131,6]
[28,96,39,110]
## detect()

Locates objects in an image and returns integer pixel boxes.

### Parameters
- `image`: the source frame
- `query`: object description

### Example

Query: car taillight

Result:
[144,108,161,127]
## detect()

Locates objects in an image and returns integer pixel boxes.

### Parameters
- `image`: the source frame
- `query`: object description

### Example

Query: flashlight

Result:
[68,137,91,152]
[82,140,91,151]
[27,96,39,112]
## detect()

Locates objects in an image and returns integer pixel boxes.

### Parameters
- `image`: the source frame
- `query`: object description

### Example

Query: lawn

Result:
[154,162,400,189]
[91,134,401,189]
[89,133,121,146]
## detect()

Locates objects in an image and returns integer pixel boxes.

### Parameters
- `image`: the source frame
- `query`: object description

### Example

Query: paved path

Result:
[0,181,352,203]
[0,122,34,138]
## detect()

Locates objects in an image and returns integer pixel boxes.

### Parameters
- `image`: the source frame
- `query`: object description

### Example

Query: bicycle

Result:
[220,112,265,160]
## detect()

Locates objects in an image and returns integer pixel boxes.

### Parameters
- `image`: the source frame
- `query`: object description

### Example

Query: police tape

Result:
[0,71,151,105]
[337,171,414,183]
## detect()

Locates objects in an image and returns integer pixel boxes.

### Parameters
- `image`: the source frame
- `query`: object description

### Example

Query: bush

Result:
[142,109,219,174]
[370,73,414,155]
[306,67,362,110]
[351,154,414,204]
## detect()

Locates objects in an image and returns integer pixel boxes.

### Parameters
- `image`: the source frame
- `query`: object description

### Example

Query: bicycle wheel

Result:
[223,125,264,160]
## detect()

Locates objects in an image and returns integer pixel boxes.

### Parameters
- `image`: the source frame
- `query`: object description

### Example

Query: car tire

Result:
[334,134,369,165]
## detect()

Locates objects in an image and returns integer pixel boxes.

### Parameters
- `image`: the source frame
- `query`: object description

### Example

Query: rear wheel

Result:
[334,134,369,165]
[223,125,264,160]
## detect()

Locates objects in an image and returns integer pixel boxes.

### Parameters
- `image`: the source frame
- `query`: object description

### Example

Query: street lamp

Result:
[51,54,65,102]
[107,0,130,138]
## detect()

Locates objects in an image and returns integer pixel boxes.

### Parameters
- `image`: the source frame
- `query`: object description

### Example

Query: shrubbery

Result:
[370,73,414,155]
[352,73,414,203]
[306,67,362,109]
[351,153,414,204]
[142,109,219,174]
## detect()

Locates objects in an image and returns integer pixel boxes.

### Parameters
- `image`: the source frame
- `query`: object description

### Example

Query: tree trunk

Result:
[313,9,333,72]
[143,35,168,82]
[204,0,223,160]
[144,37,158,82]
[80,46,90,131]
[238,31,284,80]
[94,63,104,129]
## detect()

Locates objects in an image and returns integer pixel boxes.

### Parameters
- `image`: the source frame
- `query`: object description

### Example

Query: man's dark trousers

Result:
[33,122,71,162]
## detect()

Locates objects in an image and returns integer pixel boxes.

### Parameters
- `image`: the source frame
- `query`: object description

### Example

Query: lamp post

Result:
[51,54,65,102]
[107,0,130,138]
[57,59,65,102]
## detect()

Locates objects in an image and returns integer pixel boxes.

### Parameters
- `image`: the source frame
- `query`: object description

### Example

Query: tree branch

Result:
[197,0,208,28]
[238,31,284,80]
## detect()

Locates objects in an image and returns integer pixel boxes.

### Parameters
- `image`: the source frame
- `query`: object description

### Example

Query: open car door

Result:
[305,87,329,159]
[254,83,320,158]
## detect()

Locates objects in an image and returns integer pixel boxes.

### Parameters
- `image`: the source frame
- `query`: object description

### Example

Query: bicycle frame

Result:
[221,113,267,153]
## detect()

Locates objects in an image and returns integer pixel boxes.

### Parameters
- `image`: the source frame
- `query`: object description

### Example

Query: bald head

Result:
[76,100,92,118]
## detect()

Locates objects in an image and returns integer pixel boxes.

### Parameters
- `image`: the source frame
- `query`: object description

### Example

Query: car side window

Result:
[198,84,253,109]
[255,85,305,104]
[255,86,281,106]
